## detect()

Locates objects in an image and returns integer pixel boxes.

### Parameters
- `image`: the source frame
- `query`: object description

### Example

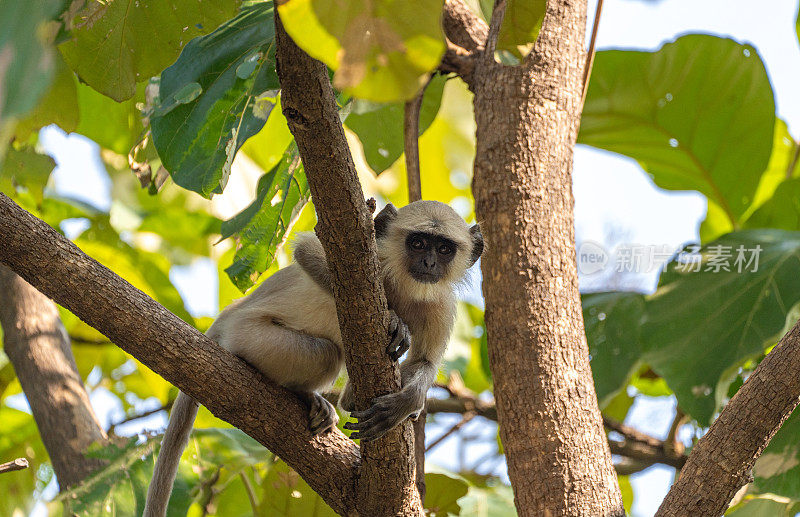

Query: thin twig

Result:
[603,415,662,449]
[108,401,174,435]
[483,0,508,59]
[581,0,604,106]
[665,408,687,457]
[240,472,259,513]
[786,140,800,179]
[0,458,29,474]
[425,411,477,453]
[404,78,432,203]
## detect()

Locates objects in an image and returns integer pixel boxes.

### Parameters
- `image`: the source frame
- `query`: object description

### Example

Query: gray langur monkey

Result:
[143,200,483,517]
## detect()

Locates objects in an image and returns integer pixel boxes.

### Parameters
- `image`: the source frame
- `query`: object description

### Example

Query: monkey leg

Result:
[296,391,339,435]
[226,321,343,435]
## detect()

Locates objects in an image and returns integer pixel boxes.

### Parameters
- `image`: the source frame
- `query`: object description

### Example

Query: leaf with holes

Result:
[579,35,775,228]
[59,0,240,101]
[277,0,445,101]
[641,230,800,424]
[223,146,310,291]
[151,1,280,198]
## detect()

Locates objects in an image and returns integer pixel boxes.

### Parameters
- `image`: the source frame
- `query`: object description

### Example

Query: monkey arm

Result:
[344,346,442,442]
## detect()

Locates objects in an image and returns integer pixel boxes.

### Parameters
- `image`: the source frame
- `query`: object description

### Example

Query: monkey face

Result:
[404,231,457,283]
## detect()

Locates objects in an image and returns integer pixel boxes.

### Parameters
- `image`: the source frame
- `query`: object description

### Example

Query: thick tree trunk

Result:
[0,265,107,489]
[273,11,423,516]
[470,0,624,515]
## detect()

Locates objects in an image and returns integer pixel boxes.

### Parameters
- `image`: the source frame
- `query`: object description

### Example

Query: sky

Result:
[25,0,800,515]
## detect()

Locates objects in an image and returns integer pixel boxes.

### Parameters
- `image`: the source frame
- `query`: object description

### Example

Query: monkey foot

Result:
[308,392,339,435]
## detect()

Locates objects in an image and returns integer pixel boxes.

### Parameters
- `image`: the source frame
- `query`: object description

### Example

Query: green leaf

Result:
[743,119,799,222]
[753,407,800,499]
[13,55,78,141]
[75,79,144,155]
[0,0,62,127]
[258,460,338,516]
[138,207,222,257]
[425,471,470,516]
[151,1,280,198]
[642,230,800,424]
[58,0,240,101]
[223,146,310,291]
[277,0,446,101]
[458,484,516,517]
[494,0,546,57]
[796,2,800,48]
[726,494,800,516]
[583,292,645,405]
[745,178,800,231]
[579,35,775,226]
[345,73,446,173]
[0,146,56,204]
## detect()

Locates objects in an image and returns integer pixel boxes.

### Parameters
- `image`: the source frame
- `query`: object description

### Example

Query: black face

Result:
[405,232,457,283]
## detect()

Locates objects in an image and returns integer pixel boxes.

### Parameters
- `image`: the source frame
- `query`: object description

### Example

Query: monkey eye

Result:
[410,237,426,250]
[438,244,453,255]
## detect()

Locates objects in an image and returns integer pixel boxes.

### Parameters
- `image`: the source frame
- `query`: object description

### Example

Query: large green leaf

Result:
[222,146,310,291]
[726,494,800,516]
[75,79,144,155]
[425,471,470,517]
[458,484,516,517]
[753,407,800,500]
[59,0,240,101]
[257,460,338,516]
[579,35,775,227]
[642,230,800,424]
[13,55,78,141]
[478,0,546,57]
[0,0,62,130]
[584,292,645,405]
[0,146,56,204]
[151,1,280,198]
[345,73,446,173]
[745,178,800,231]
[277,0,445,101]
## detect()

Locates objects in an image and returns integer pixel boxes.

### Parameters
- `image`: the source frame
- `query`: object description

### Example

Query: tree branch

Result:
[657,319,800,516]
[0,193,360,516]
[442,0,489,52]
[0,458,29,474]
[0,264,109,489]
[273,10,422,515]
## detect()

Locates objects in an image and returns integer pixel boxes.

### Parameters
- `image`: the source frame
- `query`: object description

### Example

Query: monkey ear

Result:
[468,224,484,267]
[374,203,398,239]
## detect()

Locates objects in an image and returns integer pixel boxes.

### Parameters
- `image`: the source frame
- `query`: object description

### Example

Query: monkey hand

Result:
[386,310,411,361]
[343,390,421,442]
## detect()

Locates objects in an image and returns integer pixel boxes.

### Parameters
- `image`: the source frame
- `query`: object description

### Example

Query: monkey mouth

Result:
[410,271,441,284]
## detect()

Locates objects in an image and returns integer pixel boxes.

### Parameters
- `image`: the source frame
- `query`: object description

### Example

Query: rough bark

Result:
[656,319,800,516]
[0,266,107,489]
[273,11,423,516]
[0,193,360,516]
[470,0,624,514]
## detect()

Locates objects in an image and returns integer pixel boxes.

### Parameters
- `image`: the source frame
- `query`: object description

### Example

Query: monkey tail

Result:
[144,391,199,517]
